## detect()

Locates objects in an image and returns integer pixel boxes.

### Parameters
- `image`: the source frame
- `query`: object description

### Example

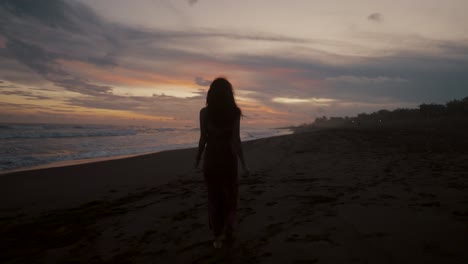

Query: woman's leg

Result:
[224,160,238,242]
[206,182,225,249]
[206,181,225,238]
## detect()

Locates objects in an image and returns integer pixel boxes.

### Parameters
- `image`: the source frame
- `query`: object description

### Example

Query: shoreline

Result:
[1,130,294,176]
[1,128,293,176]
[0,151,157,176]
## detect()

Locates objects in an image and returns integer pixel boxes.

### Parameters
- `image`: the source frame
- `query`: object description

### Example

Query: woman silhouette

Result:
[195,77,250,249]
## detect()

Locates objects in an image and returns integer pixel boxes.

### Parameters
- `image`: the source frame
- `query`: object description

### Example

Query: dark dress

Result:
[201,107,239,237]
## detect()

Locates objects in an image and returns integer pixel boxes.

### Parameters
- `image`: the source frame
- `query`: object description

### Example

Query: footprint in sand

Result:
[380,194,396,199]
[250,190,264,195]
[419,201,441,207]
[292,258,318,264]
[418,192,436,198]
[285,233,331,244]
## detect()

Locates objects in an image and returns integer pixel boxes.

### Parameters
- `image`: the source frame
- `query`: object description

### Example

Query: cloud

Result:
[55,78,113,95]
[0,80,59,100]
[1,0,468,125]
[0,0,119,97]
[0,0,99,32]
[368,12,383,23]
[195,76,211,87]
[67,92,204,121]
[0,1,117,63]
[187,0,198,6]
[0,101,54,110]
[5,38,65,77]
[0,0,313,97]
[325,75,408,84]
[0,89,52,100]
[5,38,113,96]
[272,97,337,105]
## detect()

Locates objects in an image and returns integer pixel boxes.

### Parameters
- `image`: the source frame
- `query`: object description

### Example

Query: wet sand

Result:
[1,125,468,263]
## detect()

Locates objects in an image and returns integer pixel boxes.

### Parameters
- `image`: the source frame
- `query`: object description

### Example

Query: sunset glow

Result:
[1,0,467,128]
[272,97,337,105]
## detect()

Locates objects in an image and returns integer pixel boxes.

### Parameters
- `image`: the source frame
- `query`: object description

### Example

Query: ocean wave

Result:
[0,125,292,172]
[0,129,138,139]
[4,124,46,130]
[0,143,195,172]
[154,127,176,132]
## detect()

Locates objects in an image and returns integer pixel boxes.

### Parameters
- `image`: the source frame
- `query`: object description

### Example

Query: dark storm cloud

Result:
[6,38,66,77]
[0,0,311,62]
[0,0,120,97]
[368,12,383,23]
[0,0,118,65]
[0,0,313,102]
[225,39,468,105]
[5,38,112,96]
[0,89,52,100]
[55,78,113,95]
[0,101,54,110]
[0,0,100,32]
[0,0,208,119]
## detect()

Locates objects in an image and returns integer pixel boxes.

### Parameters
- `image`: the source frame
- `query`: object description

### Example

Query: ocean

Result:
[0,123,292,173]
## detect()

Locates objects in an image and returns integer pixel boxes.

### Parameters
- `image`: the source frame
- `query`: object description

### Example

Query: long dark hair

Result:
[206,77,242,125]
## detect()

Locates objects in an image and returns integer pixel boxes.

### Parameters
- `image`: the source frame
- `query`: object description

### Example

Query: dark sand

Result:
[1,125,468,263]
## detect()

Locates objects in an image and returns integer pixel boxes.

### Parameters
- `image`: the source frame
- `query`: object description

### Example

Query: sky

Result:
[0,0,467,128]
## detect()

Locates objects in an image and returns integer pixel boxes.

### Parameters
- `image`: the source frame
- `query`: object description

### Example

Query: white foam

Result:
[0,123,292,172]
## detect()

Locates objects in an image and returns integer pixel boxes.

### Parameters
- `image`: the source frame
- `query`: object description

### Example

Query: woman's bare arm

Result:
[233,116,249,173]
[195,108,207,168]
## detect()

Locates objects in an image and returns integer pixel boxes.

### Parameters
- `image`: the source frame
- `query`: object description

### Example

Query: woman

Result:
[194,77,250,249]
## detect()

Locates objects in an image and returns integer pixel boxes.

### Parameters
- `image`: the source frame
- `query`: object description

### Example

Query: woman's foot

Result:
[213,236,223,249]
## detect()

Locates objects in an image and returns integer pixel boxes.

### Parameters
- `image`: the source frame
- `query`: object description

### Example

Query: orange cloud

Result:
[59,60,195,87]
[239,100,292,116]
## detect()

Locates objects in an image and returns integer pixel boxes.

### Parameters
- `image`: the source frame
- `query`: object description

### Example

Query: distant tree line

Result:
[298,96,468,129]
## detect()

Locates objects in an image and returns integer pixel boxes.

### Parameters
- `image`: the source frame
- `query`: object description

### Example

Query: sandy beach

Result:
[1,125,468,263]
